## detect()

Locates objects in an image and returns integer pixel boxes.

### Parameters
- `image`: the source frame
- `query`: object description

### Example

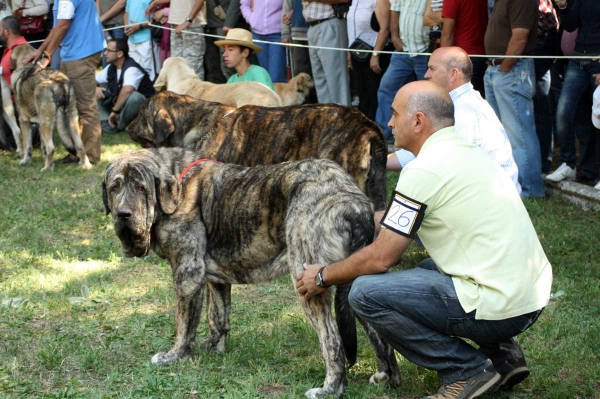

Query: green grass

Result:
[1,135,599,398]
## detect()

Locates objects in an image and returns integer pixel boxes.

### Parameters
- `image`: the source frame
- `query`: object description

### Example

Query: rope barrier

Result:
[3,22,599,61]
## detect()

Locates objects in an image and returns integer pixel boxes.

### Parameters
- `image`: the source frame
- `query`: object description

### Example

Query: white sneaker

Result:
[546,162,576,182]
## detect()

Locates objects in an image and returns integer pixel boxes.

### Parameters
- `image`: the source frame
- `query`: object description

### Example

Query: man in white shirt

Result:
[388,46,522,195]
[95,38,155,133]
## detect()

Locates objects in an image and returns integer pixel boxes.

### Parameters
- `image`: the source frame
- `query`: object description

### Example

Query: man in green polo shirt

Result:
[296,81,553,399]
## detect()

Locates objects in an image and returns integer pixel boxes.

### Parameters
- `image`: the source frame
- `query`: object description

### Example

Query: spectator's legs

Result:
[375,53,428,138]
[171,24,206,79]
[128,40,157,80]
[253,32,287,83]
[117,92,147,130]
[350,56,382,121]
[61,52,103,164]
[484,59,544,198]
[307,18,351,105]
[204,27,227,83]
[555,59,589,169]
[471,56,487,98]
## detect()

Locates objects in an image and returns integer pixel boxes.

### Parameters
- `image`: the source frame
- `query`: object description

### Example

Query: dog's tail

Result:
[53,79,77,155]
[334,199,376,367]
[366,123,388,212]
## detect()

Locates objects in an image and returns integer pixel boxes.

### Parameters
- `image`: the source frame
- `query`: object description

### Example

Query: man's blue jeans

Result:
[348,259,542,384]
[375,53,428,138]
[252,32,287,83]
[555,59,600,174]
[484,59,544,198]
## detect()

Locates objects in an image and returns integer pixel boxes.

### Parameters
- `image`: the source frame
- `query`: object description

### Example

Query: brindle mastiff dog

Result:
[103,148,400,398]
[127,91,387,212]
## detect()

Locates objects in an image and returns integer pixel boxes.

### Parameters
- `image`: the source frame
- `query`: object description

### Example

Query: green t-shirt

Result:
[393,127,552,320]
[227,64,275,91]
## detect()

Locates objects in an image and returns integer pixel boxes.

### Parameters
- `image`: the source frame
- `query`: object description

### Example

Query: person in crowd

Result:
[149,5,171,67]
[0,16,28,86]
[389,46,521,194]
[204,0,231,83]
[592,81,600,190]
[300,0,351,105]
[24,0,105,165]
[484,0,544,198]
[241,0,286,83]
[96,0,127,43]
[215,27,274,90]
[281,0,311,79]
[534,0,559,174]
[375,0,429,140]
[297,80,552,399]
[146,0,207,79]
[546,0,600,185]
[124,0,159,80]
[347,0,391,122]
[95,38,155,133]
[12,0,48,48]
[440,0,487,96]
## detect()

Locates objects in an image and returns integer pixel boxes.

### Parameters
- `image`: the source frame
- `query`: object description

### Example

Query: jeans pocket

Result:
[447,317,469,338]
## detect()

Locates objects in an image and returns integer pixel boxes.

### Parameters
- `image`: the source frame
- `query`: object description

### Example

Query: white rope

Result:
[6,22,599,61]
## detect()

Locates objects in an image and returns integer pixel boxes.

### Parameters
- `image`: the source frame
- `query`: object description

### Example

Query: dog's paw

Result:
[79,160,93,170]
[200,338,226,354]
[304,386,343,398]
[40,164,55,172]
[369,370,401,387]
[18,158,31,166]
[151,351,183,365]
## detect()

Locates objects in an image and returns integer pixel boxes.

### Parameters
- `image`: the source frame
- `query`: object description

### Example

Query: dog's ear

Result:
[153,109,175,145]
[154,71,167,91]
[102,180,111,215]
[156,173,181,215]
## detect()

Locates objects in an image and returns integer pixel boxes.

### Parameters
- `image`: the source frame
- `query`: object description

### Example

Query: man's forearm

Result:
[39,23,70,57]
[100,0,126,23]
[500,29,529,71]
[112,86,135,111]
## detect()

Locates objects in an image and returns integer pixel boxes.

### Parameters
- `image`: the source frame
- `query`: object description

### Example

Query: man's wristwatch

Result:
[314,266,329,288]
[185,17,193,23]
[372,52,379,57]
[111,108,121,114]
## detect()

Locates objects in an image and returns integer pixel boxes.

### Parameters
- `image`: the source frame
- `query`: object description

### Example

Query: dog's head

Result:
[292,73,314,97]
[127,91,197,148]
[154,56,197,92]
[102,150,181,257]
[10,44,35,72]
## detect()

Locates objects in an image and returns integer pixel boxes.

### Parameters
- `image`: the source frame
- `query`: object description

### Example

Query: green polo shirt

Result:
[394,127,552,320]
[227,64,275,91]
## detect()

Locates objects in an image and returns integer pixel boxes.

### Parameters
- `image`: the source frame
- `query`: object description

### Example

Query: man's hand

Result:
[108,111,120,128]
[282,10,292,25]
[498,62,512,73]
[96,87,106,100]
[124,22,142,36]
[13,8,23,18]
[152,8,168,23]
[223,25,231,34]
[281,37,291,44]
[175,21,190,35]
[370,54,382,74]
[145,0,159,16]
[296,263,327,301]
[22,49,42,66]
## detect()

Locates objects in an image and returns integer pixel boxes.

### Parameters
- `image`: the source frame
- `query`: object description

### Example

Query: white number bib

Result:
[380,191,427,238]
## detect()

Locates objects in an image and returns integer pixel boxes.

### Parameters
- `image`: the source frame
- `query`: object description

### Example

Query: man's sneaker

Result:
[423,362,500,399]
[546,162,576,182]
[495,357,530,391]
[101,121,119,134]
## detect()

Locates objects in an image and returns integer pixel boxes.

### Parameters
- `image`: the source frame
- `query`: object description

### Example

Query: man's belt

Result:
[487,58,505,66]
[308,17,335,27]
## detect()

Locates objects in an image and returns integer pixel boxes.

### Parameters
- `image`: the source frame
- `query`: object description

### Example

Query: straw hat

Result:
[214,28,263,54]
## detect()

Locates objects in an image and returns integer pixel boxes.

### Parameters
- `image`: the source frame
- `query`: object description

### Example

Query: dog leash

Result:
[178,158,222,182]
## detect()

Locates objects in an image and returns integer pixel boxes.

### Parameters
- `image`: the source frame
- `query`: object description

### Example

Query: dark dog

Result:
[103,148,400,398]
[127,91,387,211]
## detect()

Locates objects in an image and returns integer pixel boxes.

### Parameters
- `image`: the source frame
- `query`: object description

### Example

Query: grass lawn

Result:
[1,134,599,398]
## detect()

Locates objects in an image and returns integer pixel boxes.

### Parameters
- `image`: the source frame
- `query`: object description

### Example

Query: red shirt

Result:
[442,0,488,55]
[0,36,29,86]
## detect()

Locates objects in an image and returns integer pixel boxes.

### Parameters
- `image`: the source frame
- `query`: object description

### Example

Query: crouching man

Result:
[297,81,553,399]
[96,38,155,133]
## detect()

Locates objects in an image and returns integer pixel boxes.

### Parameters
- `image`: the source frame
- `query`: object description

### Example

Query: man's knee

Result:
[348,275,376,314]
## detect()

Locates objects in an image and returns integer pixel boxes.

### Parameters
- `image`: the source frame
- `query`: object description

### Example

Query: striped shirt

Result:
[348,0,378,46]
[301,1,333,22]
[390,0,431,53]
[431,0,443,12]
[395,82,522,195]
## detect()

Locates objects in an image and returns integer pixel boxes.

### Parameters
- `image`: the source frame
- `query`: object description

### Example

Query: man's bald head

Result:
[424,47,473,91]
[388,81,454,155]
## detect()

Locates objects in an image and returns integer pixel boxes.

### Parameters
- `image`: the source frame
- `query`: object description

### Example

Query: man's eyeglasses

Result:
[104,49,118,53]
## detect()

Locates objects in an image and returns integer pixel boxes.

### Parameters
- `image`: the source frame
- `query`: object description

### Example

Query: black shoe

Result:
[101,121,119,134]
[495,357,530,391]
[61,154,79,164]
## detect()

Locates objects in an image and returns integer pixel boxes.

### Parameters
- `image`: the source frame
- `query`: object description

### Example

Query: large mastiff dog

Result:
[11,44,91,171]
[154,57,282,107]
[103,148,400,398]
[127,91,387,211]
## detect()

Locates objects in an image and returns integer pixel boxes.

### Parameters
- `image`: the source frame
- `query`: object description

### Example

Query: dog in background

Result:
[103,148,401,398]
[154,57,282,107]
[127,91,388,212]
[11,44,91,171]
[274,72,314,106]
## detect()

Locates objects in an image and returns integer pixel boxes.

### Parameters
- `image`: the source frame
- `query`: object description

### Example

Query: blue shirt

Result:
[125,0,152,44]
[53,0,105,62]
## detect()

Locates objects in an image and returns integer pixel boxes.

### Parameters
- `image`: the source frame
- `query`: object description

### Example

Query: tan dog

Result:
[11,44,91,171]
[274,72,314,106]
[154,56,282,107]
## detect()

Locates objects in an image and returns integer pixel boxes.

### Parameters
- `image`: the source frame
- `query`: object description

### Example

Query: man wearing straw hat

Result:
[215,28,275,90]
